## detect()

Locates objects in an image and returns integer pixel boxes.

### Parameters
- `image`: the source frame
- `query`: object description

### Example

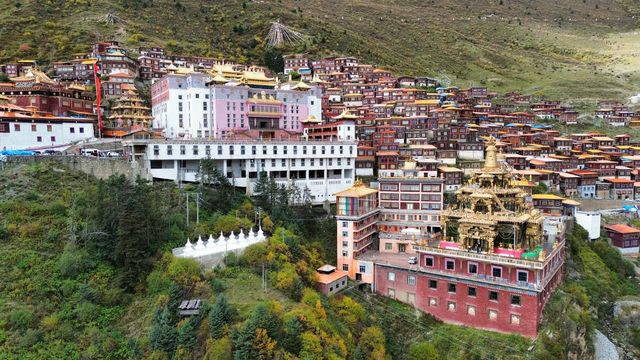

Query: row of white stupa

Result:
[177,227,266,258]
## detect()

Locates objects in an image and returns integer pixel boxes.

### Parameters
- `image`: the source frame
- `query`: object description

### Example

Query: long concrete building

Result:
[123,137,357,205]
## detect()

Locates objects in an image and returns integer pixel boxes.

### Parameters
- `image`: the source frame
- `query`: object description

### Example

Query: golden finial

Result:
[483,135,498,169]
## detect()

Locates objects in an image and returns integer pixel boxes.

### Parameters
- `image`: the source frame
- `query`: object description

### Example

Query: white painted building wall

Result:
[129,139,357,204]
[0,120,94,150]
[575,211,602,240]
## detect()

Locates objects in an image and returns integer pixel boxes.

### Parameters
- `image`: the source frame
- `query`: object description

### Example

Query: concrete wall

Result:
[4,156,151,181]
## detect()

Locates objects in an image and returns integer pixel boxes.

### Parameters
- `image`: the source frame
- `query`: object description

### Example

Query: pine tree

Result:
[150,307,178,354]
[177,317,198,350]
[209,294,232,339]
[114,180,155,290]
[232,303,282,360]
[167,282,183,326]
[281,316,303,355]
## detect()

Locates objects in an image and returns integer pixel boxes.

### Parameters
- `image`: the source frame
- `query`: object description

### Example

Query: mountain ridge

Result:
[1,0,639,100]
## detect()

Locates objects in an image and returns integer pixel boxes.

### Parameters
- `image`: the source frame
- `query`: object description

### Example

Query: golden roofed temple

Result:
[104,90,153,137]
[433,136,547,260]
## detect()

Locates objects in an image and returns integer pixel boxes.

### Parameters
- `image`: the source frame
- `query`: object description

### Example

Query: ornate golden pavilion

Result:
[105,90,153,137]
[438,137,545,258]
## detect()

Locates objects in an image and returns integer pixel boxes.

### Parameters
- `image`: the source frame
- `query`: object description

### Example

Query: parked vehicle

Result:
[81,148,100,157]
[408,256,418,265]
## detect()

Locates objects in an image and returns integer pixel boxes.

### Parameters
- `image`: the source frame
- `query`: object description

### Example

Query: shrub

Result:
[8,309,36,332]
[127,33,145,43]
[167,257,201,290]
[147,270,171,295]
[59,244,94,278]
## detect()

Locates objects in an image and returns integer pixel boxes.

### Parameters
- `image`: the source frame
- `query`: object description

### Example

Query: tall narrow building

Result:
[105,90,153,137]
[335,180,379,282]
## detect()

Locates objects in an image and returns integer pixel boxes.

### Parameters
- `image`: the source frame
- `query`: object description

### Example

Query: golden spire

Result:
[483,136,498,169]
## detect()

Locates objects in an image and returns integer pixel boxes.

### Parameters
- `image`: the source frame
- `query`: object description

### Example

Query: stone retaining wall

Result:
[3,156,151,181]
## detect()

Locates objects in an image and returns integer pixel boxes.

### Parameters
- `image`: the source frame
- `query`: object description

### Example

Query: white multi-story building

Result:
[0,113,94,150]
[150,72,322,139]
[125,139,357,204]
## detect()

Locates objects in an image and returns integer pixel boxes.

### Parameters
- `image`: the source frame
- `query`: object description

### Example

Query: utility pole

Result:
[196,192,200,225]
[186,192,189,227]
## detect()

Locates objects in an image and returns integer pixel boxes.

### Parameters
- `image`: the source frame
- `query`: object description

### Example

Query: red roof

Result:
[569,170,599,177]
[603,177,634,183]
[604,224,640,235]
[316,271,348,285]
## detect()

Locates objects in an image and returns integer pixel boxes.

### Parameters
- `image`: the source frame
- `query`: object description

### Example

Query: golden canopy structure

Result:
[440,136,545,256]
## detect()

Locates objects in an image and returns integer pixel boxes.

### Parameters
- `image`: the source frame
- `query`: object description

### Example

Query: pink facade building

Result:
[150,72,321,139]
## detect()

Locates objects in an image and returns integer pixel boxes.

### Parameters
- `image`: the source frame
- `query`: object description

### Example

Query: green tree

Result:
[356,326,387,359]
[299,331,323,360]
[408,342,440,360]
[177,317,198,350]
[232,302,282,359]
[532,182,549,194]
[262,47,284,73]
[289,71,301,81]
[281,316,303,355]
[197,158,244,214]
[203,337,232,360]
[167,283,183,325]
[150,307,178,354]
[209,294,233,339]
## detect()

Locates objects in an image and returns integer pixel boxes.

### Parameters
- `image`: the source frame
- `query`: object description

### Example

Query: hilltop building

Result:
[0,68,95,117]
[604,224,640,255]
[0,95,94,150]
[53,41,138,82]
[150,71,322,139]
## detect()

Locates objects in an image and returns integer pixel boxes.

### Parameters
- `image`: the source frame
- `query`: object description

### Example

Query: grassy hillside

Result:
[1,0,638,101]
[0,161,533,359]
[1,161,639,358]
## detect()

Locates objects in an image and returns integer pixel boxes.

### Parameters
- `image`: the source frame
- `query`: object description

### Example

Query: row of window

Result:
[386,273,522,306]
[328,279,347,293]
[5,123,87,135]
[153,144,354,157]
[424,257,529,282]
[177,94,210,100]
[380,184,442,192]
[379,193,442,201]
[378,202,441,210]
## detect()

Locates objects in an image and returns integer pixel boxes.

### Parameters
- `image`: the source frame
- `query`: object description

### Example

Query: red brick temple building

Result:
[338,138,568,338]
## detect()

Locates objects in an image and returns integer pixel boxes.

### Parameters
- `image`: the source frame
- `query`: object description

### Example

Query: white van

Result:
[81,148,100,157]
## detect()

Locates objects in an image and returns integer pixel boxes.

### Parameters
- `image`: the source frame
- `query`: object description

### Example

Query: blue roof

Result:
[0,150,35,156]
[531,124,551,129]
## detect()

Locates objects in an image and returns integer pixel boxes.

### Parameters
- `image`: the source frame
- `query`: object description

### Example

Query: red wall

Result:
[375,265,541,338]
